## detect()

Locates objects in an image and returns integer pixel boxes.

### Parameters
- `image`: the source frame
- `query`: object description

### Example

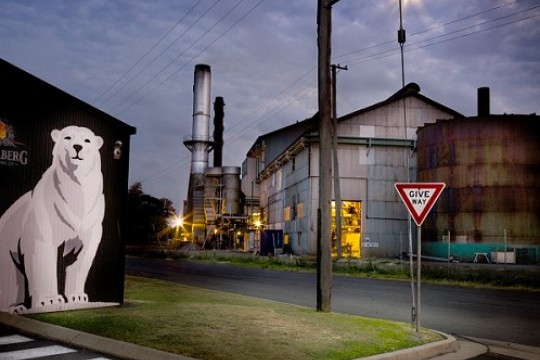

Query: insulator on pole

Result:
[398,28,406,45]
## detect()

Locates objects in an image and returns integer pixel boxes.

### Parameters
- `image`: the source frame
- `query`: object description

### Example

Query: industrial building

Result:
[241,83,462,258]
[418,88,540,263]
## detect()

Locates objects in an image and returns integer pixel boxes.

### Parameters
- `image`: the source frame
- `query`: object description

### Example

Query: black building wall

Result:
[0,58,136,310]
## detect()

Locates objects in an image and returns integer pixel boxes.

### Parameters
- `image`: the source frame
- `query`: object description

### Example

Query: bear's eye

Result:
[64,136,72,140]
[85,139,91,143]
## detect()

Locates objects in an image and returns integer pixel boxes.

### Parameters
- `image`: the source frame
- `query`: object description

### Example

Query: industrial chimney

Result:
[213,97,224,167]
[184,64,213,242]
[477,87,490,117]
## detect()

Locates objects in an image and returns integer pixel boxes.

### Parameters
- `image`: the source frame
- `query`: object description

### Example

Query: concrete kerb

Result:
[0,312,196,360]
[463,336,540,360]
[1,311,458,360]
[355,331,459,360]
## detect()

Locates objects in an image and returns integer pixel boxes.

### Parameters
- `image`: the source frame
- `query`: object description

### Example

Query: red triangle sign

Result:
[394,182,446,226]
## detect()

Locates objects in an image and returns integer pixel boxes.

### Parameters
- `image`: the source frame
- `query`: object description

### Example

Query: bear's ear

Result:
[51,129,60,142]
[95,136,104,150]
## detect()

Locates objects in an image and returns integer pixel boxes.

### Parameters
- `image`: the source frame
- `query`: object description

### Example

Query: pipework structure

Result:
[184,64,214,242]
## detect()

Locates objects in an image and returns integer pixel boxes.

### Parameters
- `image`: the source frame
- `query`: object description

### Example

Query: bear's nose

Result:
[73,144,82,153]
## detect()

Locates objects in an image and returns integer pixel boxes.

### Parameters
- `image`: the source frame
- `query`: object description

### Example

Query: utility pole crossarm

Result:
[326,0,341,8]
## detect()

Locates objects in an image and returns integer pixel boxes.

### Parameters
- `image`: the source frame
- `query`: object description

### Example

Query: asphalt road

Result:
[125,257,540,346]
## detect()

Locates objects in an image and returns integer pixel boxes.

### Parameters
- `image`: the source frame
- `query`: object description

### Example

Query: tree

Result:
[126,182,176,245]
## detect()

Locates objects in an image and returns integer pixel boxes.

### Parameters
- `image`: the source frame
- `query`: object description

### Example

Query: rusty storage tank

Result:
[417,111,540,263]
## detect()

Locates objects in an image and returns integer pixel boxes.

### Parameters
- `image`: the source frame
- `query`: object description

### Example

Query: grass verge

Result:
[30,276,441,360]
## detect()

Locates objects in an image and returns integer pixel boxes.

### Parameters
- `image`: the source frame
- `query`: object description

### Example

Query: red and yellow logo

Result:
[0,118,27,165]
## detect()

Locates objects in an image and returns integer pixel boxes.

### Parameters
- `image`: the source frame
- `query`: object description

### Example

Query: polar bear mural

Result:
[0,125,105,314]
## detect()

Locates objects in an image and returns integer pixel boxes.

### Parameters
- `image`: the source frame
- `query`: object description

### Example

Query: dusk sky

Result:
[1,0,538,212]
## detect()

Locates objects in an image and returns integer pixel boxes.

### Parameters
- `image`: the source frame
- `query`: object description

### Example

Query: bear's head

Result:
[51,126,104,178]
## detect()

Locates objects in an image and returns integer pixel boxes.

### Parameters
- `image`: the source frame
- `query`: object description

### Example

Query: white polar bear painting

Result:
[0,125,106,314]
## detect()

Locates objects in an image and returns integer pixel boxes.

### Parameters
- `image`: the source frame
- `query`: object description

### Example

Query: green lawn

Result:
[30,276,442,360]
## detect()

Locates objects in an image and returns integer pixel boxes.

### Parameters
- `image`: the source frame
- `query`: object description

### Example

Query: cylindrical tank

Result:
[417,115,540,246]
[221,166,241,215]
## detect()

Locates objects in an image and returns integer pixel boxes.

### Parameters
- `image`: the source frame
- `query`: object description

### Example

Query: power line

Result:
[137,0,266,189]
[110,0,254,115]
[115,0,265,116]
[227,7,540,145]
[228,1,537,138]
[137,2,537,188]
[335,0,531,62]
[219,5,540,167]
[143,9,539,189]
[104,0,224,111]
[93,0,205,105]
[343,6,540,67]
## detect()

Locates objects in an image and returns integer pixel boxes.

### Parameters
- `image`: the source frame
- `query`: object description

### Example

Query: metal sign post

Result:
[395,182,445,332]
[416,225,421,332]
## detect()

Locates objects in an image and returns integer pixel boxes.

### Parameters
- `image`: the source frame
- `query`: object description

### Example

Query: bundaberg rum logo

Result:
[0,118,28,165]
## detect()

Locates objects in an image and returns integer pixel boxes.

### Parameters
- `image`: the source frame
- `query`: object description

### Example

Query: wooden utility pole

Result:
[317,0,338,312]
[331,63,347,258]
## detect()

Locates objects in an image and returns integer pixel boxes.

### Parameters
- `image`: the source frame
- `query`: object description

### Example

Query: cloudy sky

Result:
[1,0,538,212]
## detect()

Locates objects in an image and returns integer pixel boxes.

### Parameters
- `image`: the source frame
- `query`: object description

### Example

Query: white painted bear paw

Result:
[34,295,65,308]
[9,304,28,315]
[67,293,89,303]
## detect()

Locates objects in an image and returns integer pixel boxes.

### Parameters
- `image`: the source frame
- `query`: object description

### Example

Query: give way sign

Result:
[394,183,446,226]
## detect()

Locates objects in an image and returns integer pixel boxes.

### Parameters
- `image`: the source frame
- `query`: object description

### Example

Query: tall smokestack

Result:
[189,64,212,174]
[184,64,212,242]
[213,97,224,167]
[478,87,490,117]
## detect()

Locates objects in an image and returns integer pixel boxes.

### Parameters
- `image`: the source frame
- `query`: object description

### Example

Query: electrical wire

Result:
[137,2,538,188]
[92,0,205,105]
[147,9,539,189]
[343,9,540,67]
[134,0,266,190]
[115,0,265,116]
[106,0,226,112]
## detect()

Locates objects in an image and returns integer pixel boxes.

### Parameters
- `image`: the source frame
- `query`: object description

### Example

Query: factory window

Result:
[297,202,304,218]
[332,201,362,258]
[291,157,296,172]
[272,170,282,190]
[242,159,247,177]
[284,206,291,221]
[255,156,261,179]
